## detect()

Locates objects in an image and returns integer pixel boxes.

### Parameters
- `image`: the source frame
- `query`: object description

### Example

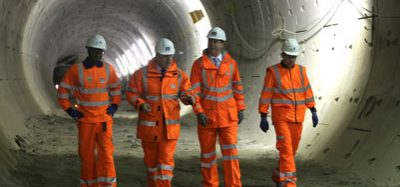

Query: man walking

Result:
[126,38,195,187]
[258,38,319,187]
[57,34,121,187]
[190,27,246,187]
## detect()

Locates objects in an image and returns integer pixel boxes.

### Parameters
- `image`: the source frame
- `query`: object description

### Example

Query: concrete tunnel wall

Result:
[1,0,400,186]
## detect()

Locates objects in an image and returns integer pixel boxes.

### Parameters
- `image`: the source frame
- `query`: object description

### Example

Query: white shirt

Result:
[211,53,223,68]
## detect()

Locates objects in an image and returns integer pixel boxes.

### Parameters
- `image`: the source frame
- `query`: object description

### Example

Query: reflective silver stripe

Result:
[139,120,156,127]
[304,84,311,91]
[105,63,110,83]
[148,167,158,172]
[299,65,304,88]
[148,164,174,172]
[57,93,69,99]
[201,151,216,159]
[260,98,271,104]
[279,178,296,187]
[279,172,296,178]
[144,95,160,101]
[110,90,121,96]
[201,159,217,168]
[271,99,294,104]
[97,177,116,183]
[159,164,174,171]
[233,80,243,85]
[191,83,201,90]
[263,87,274,92]
[80,179,97,185]
[165,119,179,125]
[79,87,108,94]
[127,87,138,92]
[201,67,208,87]
[264,86,310,94]
[204,85,232,93]
[142,67,148,94]
[221,144,237,150]
[305,96,315,103]
[277,136,285,140]
[77,100,109,106]
[222,155,239,160]
[108,81,121,89]
[130,96,139,104]
[162,94,178,99]
[202,93,233,102]
[280,88,305,94]
[78,63,84,87]
[153,175,173,180]
[233,89,244,94]
[273,65,282,90]
[271,98,312,105]
[60,82,76,90]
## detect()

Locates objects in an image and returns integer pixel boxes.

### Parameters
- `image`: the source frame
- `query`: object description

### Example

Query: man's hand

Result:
[139,103,152,113]
[66,107,84,120]
[197,113,209,127]
[260,113,269,133]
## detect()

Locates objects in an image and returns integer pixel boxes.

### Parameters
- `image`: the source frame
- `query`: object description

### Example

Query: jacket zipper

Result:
[289,68,298,123]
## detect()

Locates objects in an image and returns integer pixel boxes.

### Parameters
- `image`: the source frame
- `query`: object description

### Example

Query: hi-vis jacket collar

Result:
[147,58,178,76]
[201,51,232,70]
[83,58,103,69]
[280,60,295,69]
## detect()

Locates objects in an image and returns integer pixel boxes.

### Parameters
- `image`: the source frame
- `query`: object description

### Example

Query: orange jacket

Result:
[258,63,315,123]
[57,62,121,123]
[190,51,246,128]
[126,59,193,142]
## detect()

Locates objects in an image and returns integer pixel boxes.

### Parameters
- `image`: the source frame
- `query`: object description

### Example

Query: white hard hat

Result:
[282,38,300,56]
[156,38,175,55]
[207,27,226,41]
[86,34,107,50]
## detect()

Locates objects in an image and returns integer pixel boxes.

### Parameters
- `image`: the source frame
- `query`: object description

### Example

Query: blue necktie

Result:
[213,57,220,68]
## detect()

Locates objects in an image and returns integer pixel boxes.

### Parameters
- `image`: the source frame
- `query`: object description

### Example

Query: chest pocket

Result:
[77,63,110,88]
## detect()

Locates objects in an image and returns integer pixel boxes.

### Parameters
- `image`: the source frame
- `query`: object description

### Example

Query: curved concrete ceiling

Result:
[1,0,399,186]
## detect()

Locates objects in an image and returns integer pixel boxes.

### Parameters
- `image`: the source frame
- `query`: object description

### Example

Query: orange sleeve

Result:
[303,67,316,108]
[178,70,194,101]
[232,61,246,111]
[189,59,204,114]
[108,65,122,105]
[57,65,78,111]
[126,69,145,110]
[258,67,275,114]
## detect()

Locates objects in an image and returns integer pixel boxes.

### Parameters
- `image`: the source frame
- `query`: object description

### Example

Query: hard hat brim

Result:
[157,51,175,55]
[283,51,300,56]
[207,36,226,41]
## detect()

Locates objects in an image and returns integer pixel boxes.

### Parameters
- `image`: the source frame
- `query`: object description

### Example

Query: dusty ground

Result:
[2,106,374,187]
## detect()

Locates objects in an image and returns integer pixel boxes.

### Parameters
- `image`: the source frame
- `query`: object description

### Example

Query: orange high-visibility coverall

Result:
[126,59,194,187]
[58,62,121,187]
[259,63,315,187]
[190,51,246,187]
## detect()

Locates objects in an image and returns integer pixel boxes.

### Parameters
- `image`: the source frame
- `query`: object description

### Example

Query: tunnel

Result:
[1,0,399,186]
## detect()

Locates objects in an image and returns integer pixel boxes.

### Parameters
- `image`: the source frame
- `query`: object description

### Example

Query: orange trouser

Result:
[78,121,117,187]
[142,138,177,187]
[198,126,242,187]
[272,122,303,187]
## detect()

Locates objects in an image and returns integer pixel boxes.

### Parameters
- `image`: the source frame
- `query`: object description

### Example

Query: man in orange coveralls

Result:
[57,34,121,187]
[258,38,319,187]
[190,27,246,187]
[126,38,196,187]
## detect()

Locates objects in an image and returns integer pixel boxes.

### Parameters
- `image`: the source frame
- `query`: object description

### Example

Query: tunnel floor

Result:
[3,109,374,187]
